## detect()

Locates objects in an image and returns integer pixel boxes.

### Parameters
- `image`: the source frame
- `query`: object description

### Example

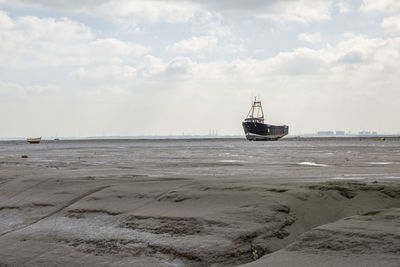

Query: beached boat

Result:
[242,98,288,141]
[27,137,41,144]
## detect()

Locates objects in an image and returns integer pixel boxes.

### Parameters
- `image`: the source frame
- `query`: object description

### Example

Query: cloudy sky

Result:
[1,0,399,137]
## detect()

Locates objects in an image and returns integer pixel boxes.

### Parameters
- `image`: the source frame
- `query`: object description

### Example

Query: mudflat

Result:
[0,139,399,266]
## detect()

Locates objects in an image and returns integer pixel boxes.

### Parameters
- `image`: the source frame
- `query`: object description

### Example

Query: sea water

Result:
[1,138,400,181]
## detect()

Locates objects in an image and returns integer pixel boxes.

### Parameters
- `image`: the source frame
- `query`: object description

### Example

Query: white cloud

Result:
[0,10,12,28]
[0,81,59,99]
[0,11,150,71]
[1,5,400,136]
[89,38,150,61]
[194,11,232,37]
[254,0,332,23]
[298,32,322,44]
[187,0,334,23]
[2,32,400,135]
[93,0,199,23]
[0,0,201,23]
[27,84,59,96]
[165,57,194,78]
[0,81,25,99]
[166,35,217,54]
[381,15,400,35]
[360,0,400,13]
[224,43,245,54]
[1,0,335,24]
[188,11,243,56]
[267,48,326,75]
[154,35,400,133]
[336,1,352,14]
[137,55,166,78]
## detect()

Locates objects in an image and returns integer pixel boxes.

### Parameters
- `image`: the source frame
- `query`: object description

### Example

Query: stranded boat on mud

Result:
[27,137,41,144]
[242,99,288,141]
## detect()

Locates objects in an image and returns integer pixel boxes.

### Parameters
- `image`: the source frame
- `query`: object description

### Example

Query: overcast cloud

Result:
[0,0,399,137]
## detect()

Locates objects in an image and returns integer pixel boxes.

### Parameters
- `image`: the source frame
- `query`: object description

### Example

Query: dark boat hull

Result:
[242,122,288,141]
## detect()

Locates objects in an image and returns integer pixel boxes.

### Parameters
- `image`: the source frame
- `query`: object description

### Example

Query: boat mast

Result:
[247,97,264,120]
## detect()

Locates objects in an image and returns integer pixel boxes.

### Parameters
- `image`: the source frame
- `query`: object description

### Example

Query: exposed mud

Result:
[307,184,357,198]
[66,209,121,219]
[0,206,19,211]
[287,210,400,254]
[306,181,400,199]
[265,188,289,193]
[119,215,228,235]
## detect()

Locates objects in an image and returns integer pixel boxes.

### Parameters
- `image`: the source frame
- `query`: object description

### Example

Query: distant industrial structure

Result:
[317,131,347,136]
[315,130,379,137]
[358,131,377,136]
[208,129,218,137]
[317,131,334,136]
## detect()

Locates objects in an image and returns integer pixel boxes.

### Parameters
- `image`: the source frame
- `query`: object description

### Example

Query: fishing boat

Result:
[242,98,288,141]
[27,137,41,144]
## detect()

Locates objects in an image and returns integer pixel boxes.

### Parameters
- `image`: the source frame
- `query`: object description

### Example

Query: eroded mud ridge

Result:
[286,208,400,254]
[120,215,229,235]
[306,181,400,199]
[0,177,399,266]
[66,209,121,219]
[55,206,296,266]
[58,237,210,265]
[59,238,147,257]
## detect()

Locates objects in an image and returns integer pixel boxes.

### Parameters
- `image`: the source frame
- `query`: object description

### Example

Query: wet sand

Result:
[0,139,399,266]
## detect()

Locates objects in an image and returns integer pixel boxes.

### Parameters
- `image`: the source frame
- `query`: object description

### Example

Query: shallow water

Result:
[1,138,400,180]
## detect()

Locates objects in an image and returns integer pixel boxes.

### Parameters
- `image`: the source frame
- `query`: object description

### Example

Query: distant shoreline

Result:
[1,135,400,142]
[284,136,400,141]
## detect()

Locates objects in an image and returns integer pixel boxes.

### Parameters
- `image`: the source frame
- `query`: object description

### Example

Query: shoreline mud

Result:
[0,175,399,266]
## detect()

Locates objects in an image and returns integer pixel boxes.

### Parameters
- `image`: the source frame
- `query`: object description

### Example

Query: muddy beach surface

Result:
[0,138,399,266]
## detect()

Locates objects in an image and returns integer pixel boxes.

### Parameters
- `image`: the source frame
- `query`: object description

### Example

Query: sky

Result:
[0,0,399,137]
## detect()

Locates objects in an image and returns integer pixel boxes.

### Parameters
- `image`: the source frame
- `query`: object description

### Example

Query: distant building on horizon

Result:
[358,131,378,136]
[315,130,380,137]
[317,131,334,136]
